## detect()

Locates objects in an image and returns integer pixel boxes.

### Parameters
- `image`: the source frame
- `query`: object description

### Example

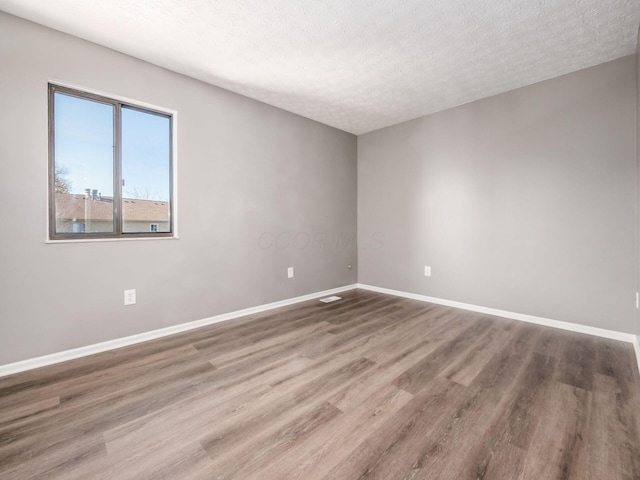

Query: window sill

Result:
[45,235,180,244]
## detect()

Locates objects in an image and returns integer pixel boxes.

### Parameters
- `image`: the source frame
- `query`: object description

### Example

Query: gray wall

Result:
[0,13,357,365]
[358,56,637,333]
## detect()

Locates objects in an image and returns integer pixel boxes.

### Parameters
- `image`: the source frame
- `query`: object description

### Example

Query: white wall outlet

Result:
[424,266,431,277]
[636,292,639,309]
[287,267,294,279]
[124,289,136,306]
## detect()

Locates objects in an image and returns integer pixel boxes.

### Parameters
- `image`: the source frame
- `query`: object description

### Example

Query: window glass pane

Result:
[121,107,171,233]
[53,92,115,234]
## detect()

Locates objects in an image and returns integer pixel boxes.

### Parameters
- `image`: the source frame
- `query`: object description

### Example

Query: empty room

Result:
[1,1,640,479]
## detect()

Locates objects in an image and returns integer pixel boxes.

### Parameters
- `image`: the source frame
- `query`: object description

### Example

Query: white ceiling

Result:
[2,0,639,134]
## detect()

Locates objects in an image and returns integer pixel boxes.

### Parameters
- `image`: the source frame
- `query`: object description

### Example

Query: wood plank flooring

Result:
[1,289,639,479]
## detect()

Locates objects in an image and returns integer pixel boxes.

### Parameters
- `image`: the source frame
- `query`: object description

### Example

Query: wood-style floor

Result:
[1,289,639,480]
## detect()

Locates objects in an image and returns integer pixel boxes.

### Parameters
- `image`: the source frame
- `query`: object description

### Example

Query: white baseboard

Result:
[357,284,637,343]
[3,282,639,379]
[0,284,358,378]
[633,336,640,379]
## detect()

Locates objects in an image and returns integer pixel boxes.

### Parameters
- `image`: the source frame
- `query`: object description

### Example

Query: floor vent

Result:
[319,295,342,303]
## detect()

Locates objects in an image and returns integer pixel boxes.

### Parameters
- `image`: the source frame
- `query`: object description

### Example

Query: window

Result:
[48,84,173,239]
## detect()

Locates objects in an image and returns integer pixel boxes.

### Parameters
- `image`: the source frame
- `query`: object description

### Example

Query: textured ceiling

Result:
[1,0,639,134]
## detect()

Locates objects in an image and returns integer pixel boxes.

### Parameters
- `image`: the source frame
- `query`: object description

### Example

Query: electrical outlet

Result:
[424,266,431,277]
[124,289,136,306]
[287,267,294,279]
[636,292,639,309]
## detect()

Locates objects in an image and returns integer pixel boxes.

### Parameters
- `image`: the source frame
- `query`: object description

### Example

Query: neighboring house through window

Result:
[49,84,174,239]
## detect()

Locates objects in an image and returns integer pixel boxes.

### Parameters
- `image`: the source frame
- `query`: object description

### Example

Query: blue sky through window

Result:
[54,92,171,201]
[122,106,171,202]
[54,92,114,196]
